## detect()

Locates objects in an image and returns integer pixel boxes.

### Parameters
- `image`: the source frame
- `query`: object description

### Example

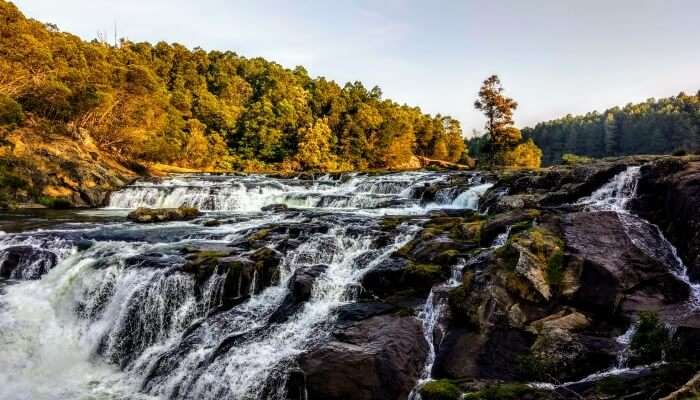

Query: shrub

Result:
[629,311,670,365]
[0,94,25,126]
[38,196,72,209]
[561,153,593,165]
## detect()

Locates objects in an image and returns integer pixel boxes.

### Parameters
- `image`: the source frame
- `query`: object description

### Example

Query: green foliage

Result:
[0,1,467,171]
[419,380,462,400]
[38,196,72,209]
[0,94,24,126]
[520,93,700,165]
[630,311,670,365]
[561,153,593,165]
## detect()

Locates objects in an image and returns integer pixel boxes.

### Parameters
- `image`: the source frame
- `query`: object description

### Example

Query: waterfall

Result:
[107,172,490,214]
[1,171,493,400]
[578,166,700,308]
[577,166,640,212]
[408,260,466,399]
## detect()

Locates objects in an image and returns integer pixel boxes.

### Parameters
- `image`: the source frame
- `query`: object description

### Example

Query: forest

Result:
[521,93,700,165]
[0,0,466,171]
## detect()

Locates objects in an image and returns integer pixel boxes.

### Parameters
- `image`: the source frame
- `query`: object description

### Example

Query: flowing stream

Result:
[0,172,491,400]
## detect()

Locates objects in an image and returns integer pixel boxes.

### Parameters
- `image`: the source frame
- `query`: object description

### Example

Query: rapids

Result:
[0,171,490,400]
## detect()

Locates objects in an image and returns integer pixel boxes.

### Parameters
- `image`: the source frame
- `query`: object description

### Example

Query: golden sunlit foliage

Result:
[0,1,467,171]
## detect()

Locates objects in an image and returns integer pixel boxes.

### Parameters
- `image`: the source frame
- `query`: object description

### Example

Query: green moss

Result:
[545,250,564,286]
[419,380,461,400]
[38,196,72,209]
[249,228,270,241]
[464,383,551,400]
[406,263,443,281]
[630,311,670,365]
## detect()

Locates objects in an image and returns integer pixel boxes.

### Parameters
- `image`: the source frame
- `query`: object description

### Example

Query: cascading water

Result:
[578,166,700,308]
[0,171,491,400]
[529,166,700,392]
[107,172,492,215]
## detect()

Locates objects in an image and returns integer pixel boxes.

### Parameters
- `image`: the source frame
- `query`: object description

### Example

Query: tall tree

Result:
[474,75,540,167]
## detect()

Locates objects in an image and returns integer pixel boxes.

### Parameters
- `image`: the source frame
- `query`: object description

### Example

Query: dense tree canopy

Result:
[521,93,700,165]
[0,1,466,171]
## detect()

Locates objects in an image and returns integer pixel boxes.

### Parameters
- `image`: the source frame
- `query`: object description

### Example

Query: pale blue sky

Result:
[13,0,700,135]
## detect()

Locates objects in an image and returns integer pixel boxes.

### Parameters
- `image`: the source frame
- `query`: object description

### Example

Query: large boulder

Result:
[563,211,690,314]
[632,158,700,280]
[297,313,428,400]
[127,206,201,223]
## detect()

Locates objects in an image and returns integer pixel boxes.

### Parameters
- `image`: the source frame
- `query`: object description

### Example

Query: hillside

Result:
[0,0,468,206]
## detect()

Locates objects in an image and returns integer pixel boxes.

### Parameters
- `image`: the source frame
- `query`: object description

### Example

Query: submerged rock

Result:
[127,206,201,223]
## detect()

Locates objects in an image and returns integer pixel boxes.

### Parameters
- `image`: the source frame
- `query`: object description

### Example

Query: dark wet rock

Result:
[269,264,327,323]
[203,219,222,227]
[182,246,283,309]
[335,302,398,324]
[558,362,698,400]
[632,158,700,280]
[433,327,535,381]
[261,203,288,212]
[75,239,93,251]
[297,313,428,400]
[0,245,57,279]
[127,206,201,223]
[563,211,690,314]
[480,209,539,245]
[361,257,447,300]
[124,253,183,269]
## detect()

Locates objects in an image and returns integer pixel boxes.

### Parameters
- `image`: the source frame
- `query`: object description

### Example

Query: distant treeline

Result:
[0,1,466,171]
[469,92,700,165]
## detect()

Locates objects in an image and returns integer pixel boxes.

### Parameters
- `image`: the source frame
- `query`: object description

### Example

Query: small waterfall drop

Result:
[578,166,700,308]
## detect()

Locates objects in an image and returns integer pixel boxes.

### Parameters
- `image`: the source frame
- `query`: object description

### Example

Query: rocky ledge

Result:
[127,206,201,223]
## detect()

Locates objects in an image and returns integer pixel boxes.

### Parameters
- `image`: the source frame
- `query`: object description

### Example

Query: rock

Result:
[527,309,591,334]
[480,209,539,245]
[527,329,620,382]
[297,313,428,400]
[203,219,222,227]
[560,362,698,400]
[563,211,691,314]
[269,264,327,323]
[261,203,288,212]
[0,245,57,279]
[75,239,93,251]
[632,158,700,279]
[361,257,447,301]
[127,206,201,223]
[433,327,535,381]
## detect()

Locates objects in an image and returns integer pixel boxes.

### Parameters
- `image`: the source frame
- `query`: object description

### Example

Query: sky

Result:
[13,0,700,136]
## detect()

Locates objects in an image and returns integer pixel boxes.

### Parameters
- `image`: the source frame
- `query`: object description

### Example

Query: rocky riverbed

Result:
[0,157,699,400]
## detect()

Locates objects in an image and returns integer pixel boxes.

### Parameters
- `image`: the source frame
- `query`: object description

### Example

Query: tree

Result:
[296,118,336,170]
[474,75,520,148]
[474,75,540,168]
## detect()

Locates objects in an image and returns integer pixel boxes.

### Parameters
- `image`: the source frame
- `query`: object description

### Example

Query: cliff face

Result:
[0,126,137,208]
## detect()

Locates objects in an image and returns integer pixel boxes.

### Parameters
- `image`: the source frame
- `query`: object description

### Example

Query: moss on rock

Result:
[419,379,462,400]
